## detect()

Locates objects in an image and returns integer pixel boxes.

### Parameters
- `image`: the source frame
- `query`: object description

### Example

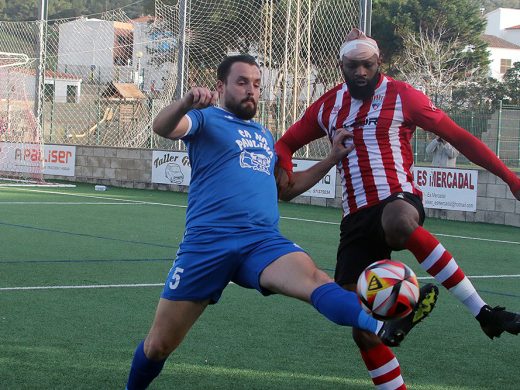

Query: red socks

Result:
[361,343,406,389]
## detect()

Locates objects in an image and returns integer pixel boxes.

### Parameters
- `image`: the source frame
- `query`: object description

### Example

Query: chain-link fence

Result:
[1,0,519,169]
[0,0,360,160]
[413,104,520,168]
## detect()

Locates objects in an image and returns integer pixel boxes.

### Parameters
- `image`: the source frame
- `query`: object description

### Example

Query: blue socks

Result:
[126,284,378,389]
[126,341,166,390]
[310,282,379,332]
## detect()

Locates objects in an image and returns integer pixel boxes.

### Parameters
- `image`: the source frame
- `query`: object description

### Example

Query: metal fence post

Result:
[149,97,154,149]
[413,133,418,163]
[496,100,502,158]
[96,68,101,145]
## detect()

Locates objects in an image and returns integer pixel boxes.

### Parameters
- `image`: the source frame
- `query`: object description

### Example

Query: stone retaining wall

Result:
[49,146,520,227]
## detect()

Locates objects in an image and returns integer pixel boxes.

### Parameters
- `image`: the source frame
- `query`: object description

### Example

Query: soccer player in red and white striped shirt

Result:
[275,28,520,390]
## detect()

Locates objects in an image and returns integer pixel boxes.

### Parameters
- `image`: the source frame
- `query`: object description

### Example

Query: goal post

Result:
[0,53,47,184]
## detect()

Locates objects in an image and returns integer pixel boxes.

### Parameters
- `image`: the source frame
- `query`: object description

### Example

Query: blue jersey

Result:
[183,106,279,229]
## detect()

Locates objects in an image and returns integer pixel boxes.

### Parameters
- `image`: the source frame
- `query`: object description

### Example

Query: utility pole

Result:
[34,0,48,127]
[359,0,372,35]
[175,0,188,99]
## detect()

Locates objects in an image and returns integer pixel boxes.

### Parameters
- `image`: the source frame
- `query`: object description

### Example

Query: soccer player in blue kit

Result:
[125,55,433,389]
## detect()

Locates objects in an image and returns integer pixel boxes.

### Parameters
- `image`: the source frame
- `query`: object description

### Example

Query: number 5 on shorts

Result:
[169,267,184,290]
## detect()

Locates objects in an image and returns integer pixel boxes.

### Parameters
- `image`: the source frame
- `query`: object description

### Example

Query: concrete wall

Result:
[49,146,520,227]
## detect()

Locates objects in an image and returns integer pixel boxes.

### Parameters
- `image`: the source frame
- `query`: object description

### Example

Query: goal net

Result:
[0,0,360,161]
[0,52,48,184]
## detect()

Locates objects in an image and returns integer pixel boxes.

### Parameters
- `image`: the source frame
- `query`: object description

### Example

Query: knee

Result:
[381,200,422,249]
[313,268,334,286]
[352,327,382,350]
[383,214,419,249]
[144,336,178,361]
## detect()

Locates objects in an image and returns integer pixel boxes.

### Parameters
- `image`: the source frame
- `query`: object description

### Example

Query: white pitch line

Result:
[280,216,340,225]
[0,283,163,291]
[417,274,520,280]
[1,277,519,292]
[0,202,142,205]
[280,217,520,245]
[5,187,519,245]
[431,233,520,245]
[5,187,187,208]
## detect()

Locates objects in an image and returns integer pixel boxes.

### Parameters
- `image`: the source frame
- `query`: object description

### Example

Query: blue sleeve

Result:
[184,109,204,139]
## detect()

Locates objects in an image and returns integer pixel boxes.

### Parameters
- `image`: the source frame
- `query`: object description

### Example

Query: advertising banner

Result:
[293,159,336,199]
[151,152,336,200]
[152,151,191,185]
[0,143,76,177]
[414,167,478,211]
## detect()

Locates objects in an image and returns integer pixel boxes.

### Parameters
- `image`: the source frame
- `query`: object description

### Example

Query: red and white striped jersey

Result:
[290,75,444,216]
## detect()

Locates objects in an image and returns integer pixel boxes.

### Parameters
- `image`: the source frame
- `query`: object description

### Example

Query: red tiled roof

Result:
[4,66,82,80]
[44,69,82,80]
[481,34,520,49]
[505,25,520,30]
[132,15,154,23]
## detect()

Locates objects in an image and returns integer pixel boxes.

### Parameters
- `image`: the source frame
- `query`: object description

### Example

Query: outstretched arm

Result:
[430,115,520,199]
[278,129,353,201]
[153,87,218,139]
[275,115,328,176]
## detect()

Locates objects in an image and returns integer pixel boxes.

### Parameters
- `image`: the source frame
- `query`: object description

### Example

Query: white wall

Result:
[485,8,520,44]
[58,19,116,82]
[504,29,520,46]
[487,47,520,79]
[46,79,82,103]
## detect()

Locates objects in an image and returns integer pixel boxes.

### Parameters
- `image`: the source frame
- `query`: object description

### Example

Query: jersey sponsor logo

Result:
[235,127,273,175]
[239,150,270,174]
[344,117,379,130]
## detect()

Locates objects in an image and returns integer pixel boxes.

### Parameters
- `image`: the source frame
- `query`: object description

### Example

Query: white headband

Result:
[339,39,379,60]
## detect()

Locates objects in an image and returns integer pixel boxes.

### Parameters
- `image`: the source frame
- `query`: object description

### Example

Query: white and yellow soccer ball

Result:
[356,260,420,321]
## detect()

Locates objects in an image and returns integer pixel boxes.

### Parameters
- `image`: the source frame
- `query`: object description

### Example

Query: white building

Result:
[484,8,520,79]
[56,16,171,91]
[0,68,82,104]
[57,18,135,84]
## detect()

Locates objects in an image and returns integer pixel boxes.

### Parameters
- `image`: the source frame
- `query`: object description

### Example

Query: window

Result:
[44,83,54,102]
[500,59,512,74]
[67,85,77,103]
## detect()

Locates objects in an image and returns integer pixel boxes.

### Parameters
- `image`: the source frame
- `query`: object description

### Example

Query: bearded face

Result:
[222,93,257,120]
[217,62,261,120]
[340,55,381,101]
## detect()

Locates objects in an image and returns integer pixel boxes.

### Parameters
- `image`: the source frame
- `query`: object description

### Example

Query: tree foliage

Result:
[371,0,488,77]
[395,23,479,104]
[0,0,150,21]
[502,61,520,105]
[480,0,520,13]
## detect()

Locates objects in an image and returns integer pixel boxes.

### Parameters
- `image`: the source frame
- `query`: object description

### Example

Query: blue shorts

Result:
[161,226,305,303]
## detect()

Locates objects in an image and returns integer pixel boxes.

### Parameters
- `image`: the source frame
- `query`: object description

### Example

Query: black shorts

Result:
[334,192,425,286]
